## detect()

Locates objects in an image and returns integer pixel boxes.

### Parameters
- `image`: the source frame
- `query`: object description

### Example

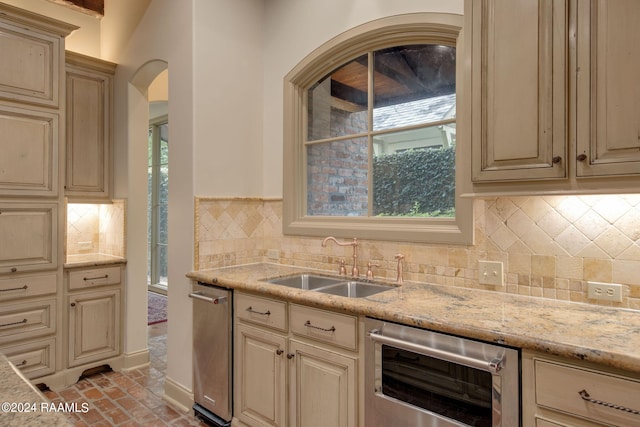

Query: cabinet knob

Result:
[287,353,295,359]
[552,156,562,164]
[276,349,284,356]
[577,153,588,162]
[70,302,76,307]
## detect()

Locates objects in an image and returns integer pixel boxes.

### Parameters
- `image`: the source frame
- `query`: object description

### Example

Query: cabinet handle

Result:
[287,353,295,359]
[83,274,108,281]
[0,285,27,292]
[0,318,27,328]
[552,156,562,164]
[70,302,76,307]
[577,153,588,162]
[579,389,640,415]
[14,360,27,367]
[246,306,271,316]
[10,267,17,273]
[276,349,284,355]
[304,320,336,332]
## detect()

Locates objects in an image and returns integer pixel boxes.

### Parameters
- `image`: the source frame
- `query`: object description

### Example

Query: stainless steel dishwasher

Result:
[189,282,233,427]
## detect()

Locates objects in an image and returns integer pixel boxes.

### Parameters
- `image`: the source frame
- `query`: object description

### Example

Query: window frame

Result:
[283,13,473,244]
[148,115,168,289]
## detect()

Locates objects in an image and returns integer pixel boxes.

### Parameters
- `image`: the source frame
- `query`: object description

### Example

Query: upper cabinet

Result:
[65,52,116,200]
[0,4,76,108]
[575,0,640,177]
[470,0,568,182]
[466,0,640,194]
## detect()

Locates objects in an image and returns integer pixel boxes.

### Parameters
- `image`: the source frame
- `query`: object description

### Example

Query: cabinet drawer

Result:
[236,293,287,332]
[535,359,640,426]
[2,337,55,379]
[68,266,121,290]
[0,273,57,301]
[290,304,357,351]
[0,298,56,344]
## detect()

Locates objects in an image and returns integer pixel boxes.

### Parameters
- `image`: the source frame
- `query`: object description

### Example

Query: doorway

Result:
[148,109,168,295]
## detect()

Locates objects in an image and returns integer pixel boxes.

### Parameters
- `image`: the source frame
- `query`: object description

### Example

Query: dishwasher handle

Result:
[189,291,228,305]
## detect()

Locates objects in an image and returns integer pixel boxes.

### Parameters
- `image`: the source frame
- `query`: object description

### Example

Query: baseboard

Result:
[121,348,150,371]
[163,375,194,413]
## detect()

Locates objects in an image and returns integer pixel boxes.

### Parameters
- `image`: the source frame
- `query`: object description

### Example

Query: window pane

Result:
[307,54,368,141]
[373,124,456,217]
[373,45,456,131]
[307,137,368,216]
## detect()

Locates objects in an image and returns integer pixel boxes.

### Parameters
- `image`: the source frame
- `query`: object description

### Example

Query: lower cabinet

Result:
[66,265,123,370]
[234,292,359,427]
[68,288,120,367]
[236,323,286,427]
[522,350,640,427]
[289,339,356,427]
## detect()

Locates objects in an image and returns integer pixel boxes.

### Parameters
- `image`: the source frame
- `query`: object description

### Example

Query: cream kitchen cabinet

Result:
[575,0,640,177]
[468,0,568,183]
[66,265,122,368]
[234,292,359,427]
[0,4,75,108]
[65,52,116,200]
[0,271,58,380]
[522,350,640,427]
[0,202,58,274]
[466,0,640,194]
[0,105,60,197]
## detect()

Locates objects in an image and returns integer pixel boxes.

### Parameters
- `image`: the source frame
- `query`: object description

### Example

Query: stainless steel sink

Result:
[267,274,344,290]
[314,281,393,298]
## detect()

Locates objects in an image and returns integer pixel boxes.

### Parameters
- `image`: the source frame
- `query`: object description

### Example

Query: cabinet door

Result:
[0,105,59,196]
[289,340,357,427]
[470,0,567,182]
[68,288,120,367]
[0,15,61,107]
[0,203,58,274]
[576,0,640,176]
[65,54,115,199]
[235,324,287,427]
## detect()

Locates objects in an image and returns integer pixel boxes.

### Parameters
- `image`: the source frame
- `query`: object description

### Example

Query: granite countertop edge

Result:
[64,254,127,269]
[0,354,71,426]
[187,262,640,375]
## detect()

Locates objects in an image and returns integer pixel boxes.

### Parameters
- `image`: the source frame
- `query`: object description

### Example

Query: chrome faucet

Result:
[322,237,359,278]
[395,254,405,284]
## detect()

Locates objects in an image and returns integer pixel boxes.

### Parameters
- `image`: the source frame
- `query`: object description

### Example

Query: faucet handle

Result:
[338,259,347,276]
[366,261,380,280]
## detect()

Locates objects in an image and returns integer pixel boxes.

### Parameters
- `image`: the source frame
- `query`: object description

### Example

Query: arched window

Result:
[283,13,473,244]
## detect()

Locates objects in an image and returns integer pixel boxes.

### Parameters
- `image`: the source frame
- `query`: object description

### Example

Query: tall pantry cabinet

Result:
[0,4,76,380]
[0,4,123,390]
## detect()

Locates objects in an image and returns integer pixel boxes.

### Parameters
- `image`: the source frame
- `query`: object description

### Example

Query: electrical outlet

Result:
[78,241,93,250]
[478,261,504,286]
[587,281,623,302]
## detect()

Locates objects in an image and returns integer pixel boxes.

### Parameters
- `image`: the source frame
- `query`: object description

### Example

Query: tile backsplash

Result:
[67,200,126,258]
[195,195,640,309]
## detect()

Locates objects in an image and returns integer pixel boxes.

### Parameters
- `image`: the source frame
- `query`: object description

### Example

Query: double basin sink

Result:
[265,273,395,298]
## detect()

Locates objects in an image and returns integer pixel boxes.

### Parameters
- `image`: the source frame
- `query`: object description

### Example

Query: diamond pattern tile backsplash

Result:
[195,195,640,309]
[67,200,126,258]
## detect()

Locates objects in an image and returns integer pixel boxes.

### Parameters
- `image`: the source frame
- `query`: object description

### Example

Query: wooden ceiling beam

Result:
[47,0,104,17]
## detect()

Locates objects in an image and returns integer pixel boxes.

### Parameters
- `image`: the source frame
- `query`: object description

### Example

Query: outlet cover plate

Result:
[479,260,503,286]
[587,281,623,302]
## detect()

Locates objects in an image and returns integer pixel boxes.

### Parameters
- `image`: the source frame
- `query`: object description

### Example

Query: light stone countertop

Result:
[187,262,640,374]
[0,354,71,426]
[64,253,127,269]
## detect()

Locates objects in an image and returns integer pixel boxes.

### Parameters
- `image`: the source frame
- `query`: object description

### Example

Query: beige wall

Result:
[196,196,640,310]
